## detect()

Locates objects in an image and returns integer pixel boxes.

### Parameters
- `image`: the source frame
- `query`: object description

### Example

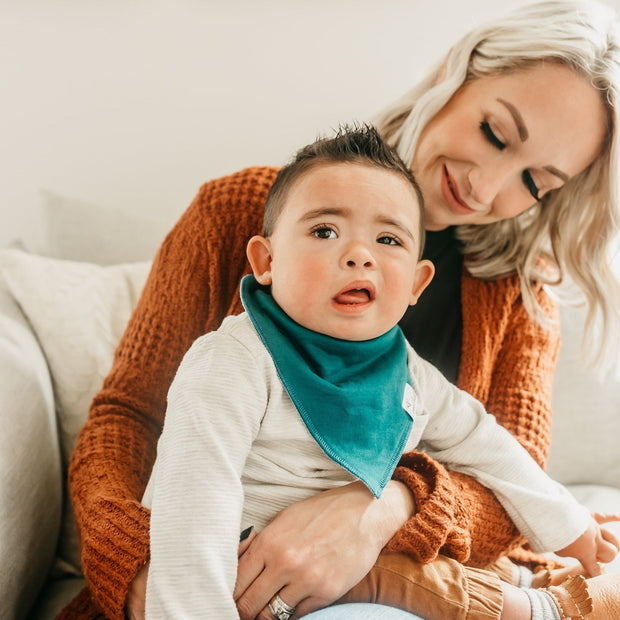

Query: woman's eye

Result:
[480,121,506,151]
[312,226,337,239]
[522,171,540,201]
[377,235,401,246]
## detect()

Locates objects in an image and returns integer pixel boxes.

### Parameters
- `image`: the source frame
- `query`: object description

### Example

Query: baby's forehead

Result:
[279,163,422,233]
[289,160,421,204]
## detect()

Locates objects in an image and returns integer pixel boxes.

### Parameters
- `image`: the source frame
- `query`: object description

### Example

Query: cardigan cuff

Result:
[387,452,469,563]
[74,497,151,620]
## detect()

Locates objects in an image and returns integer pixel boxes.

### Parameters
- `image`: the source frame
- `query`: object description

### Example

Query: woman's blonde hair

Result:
[375,0,620,373]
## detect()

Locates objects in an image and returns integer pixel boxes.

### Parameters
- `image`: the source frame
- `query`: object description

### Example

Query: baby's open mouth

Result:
[334,288,372,305]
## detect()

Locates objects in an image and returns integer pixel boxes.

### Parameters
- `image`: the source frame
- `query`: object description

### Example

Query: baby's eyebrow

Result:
[376,215,414,240]
[298,207,350,223]
[299,207,414,240]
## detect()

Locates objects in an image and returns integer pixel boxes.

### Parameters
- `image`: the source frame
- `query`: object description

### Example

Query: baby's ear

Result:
[246,235,273,285]
[409,259,435,306]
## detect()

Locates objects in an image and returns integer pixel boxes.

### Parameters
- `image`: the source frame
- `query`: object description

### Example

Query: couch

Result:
[1,195,619,620]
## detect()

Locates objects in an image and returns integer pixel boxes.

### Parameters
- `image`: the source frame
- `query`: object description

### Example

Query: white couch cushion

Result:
[0,249,150,576]
[0,278,61,619]
[548,304,620,489]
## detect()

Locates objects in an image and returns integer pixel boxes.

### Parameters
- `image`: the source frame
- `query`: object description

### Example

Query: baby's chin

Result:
[315,321,392,342]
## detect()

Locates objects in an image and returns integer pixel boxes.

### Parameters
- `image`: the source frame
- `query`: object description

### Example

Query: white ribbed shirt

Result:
[143,313,589,619]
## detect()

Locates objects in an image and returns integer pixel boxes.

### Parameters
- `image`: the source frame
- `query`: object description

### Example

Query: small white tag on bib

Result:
[402,383,416,420]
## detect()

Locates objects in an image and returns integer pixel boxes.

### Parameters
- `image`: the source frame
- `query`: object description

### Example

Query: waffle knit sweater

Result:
[61,166,561,619]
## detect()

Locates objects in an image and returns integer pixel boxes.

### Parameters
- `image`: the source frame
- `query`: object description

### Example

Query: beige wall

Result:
[2,0,619,248]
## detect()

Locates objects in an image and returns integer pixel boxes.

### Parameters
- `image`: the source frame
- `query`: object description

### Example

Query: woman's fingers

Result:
[255,588,303,620]
[236,565,283,620]
[234,537,266,603]
[238,526,257,558]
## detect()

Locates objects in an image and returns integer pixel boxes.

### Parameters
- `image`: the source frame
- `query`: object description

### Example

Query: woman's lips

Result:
[441,164,477,215]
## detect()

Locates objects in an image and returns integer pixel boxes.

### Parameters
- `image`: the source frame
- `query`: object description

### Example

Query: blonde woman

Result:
[62,1,620,619]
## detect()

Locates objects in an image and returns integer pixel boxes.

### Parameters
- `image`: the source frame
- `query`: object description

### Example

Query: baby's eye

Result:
[312,226,337,239]
[377,235,401,246]
[480,121,506,151]
[522,170,540,201]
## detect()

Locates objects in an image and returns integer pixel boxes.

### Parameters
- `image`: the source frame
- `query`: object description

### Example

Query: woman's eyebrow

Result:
[496,98,569,182]
[497,98,529,142]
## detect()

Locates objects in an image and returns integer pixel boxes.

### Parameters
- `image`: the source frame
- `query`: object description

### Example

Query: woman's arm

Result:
[66,167,277,619]
[386,273,561,566]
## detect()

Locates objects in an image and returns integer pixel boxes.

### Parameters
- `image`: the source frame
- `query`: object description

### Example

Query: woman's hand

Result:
[125,563,148,620]
[233,480,415,619]
[555,513,620,578]
[123,525,264,620]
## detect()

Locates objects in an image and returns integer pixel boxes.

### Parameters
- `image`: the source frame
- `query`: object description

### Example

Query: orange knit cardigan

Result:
[60,166,560,619]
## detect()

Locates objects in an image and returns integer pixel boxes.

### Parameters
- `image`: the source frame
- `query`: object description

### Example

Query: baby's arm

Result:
[145,328,266,618]
[410,349,599,555]
[556,512,620,576]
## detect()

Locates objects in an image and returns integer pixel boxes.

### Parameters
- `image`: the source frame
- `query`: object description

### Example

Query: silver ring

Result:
[268,593,296,620]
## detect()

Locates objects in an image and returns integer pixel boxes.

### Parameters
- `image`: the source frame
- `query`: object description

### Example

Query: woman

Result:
[61,1,620,619]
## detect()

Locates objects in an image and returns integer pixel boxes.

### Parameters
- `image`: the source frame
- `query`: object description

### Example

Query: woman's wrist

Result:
[367,480,416,547]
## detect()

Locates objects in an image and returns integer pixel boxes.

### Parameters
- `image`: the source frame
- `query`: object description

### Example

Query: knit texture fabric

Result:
[59,166,560,619]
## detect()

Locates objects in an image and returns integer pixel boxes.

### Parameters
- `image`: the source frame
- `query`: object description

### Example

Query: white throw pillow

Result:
[0,249,151,575]
[25,189,177,266]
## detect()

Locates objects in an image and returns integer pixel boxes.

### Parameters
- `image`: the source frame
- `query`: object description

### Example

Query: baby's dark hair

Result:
[262,124,425,255]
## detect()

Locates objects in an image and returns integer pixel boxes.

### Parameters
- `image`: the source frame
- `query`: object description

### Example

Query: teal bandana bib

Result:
[240,275,415,497]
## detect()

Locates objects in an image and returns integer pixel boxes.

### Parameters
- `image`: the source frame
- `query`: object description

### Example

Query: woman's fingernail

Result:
[239,525,254,542]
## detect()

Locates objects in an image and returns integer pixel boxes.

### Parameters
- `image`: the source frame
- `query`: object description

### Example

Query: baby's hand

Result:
[555,513,620,577]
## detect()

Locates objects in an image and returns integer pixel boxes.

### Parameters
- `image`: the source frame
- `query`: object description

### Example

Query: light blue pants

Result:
[305,603,423,619]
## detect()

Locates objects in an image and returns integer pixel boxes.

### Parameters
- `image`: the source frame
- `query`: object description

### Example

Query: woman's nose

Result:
[467,165,508,207]
[342,241,375,269]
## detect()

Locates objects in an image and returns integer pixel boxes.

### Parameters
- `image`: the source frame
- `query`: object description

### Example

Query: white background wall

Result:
[2,0,620,249]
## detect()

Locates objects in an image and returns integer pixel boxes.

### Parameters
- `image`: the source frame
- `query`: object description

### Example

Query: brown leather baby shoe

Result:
[543,573,620,619]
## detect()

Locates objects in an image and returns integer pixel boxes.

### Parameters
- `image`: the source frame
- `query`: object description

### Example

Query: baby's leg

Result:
[337,551,620,619]
[336,551,503,620]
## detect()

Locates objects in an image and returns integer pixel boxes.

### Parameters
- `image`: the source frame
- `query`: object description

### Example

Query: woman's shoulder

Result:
[461,268,559,337]
[197,165,280,200]
[462,268,552,305]
[176,166,280,236]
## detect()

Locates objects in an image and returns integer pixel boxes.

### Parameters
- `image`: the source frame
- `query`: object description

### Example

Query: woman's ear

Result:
[246,235,273,285]
[409,259,435,306]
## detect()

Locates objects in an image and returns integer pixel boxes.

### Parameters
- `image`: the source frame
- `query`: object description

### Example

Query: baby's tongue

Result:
[335,289,370,304]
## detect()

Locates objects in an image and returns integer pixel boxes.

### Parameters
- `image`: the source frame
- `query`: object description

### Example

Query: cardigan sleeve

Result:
[386,274,561,566]
[64,167,277,619]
